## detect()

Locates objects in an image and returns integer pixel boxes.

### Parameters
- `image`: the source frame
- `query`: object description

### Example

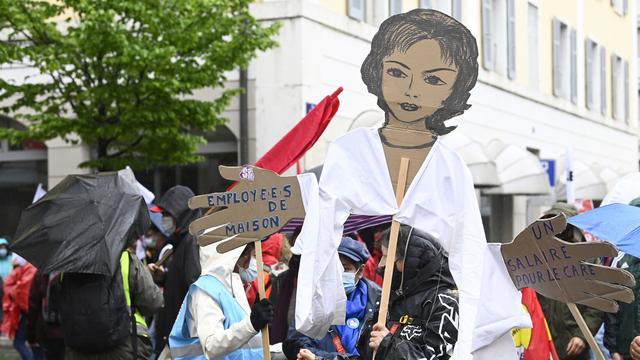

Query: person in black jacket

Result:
[370,225,458,360]
[27,271,65,360]
[148,185,201,355]
[283,237,381,360]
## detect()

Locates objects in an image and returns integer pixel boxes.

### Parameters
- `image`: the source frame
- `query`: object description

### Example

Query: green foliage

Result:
[0,0,279,170]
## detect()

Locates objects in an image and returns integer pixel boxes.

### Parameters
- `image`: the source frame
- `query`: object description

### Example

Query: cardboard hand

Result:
[501,214,635,313]
[188,165,305,252]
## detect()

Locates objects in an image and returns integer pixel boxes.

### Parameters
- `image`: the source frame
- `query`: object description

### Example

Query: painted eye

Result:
[424,74,446,86]
[386,67,407,78]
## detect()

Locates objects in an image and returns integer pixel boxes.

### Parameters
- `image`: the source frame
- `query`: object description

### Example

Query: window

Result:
[552,18,577,103]
[600,47,607,116]
[420,0,462,20]
[585,39,602,111]
[527,3,538,89]
[481,0,515,79]
[611,54,627,121]
[389,0,402,15]
[624,60,629,123]
[611,0,628,16]
[369,0,389,26]
[0,115,47,161]
[348,0,365,21]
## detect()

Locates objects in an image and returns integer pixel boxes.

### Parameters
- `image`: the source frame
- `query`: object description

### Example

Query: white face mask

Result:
[239,257,258,282]
[161,216,176,235]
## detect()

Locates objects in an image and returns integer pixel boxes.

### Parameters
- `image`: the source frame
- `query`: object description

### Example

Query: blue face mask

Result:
[239,257,258,282]
[342,271,357,295]
[0,249,7,258]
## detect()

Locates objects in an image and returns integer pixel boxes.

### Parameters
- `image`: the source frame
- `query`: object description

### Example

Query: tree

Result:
[0,0,279,170]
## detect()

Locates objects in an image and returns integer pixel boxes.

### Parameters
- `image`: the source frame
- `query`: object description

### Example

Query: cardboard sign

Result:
[189,165,305,252]
[501,214,635,313]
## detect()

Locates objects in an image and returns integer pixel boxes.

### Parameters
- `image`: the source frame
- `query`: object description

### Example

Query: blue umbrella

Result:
[568,203,640,258]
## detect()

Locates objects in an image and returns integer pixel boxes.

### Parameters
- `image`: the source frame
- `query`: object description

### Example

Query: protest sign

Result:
[502,214,636,360]
[189,165,305,252]
[189,165,306,360]
[501,214,634,313]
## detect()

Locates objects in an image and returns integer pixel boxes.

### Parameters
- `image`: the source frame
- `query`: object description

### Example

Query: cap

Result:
[338,237,370,265]
[629,197,640,208]
[149,205,164,213]
[543,202,578,218]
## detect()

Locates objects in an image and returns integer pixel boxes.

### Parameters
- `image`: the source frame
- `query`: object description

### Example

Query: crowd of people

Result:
[1,184,640,360]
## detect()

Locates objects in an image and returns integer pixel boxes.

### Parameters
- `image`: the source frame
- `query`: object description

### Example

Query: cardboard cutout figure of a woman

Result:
[189,9,532,359]
[288,10,531,358]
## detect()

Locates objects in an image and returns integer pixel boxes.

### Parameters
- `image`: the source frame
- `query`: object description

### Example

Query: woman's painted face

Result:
[381,39,458,123]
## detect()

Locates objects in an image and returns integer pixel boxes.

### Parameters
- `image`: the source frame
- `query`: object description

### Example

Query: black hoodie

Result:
[153,186,201,354]
[377,225,459,360]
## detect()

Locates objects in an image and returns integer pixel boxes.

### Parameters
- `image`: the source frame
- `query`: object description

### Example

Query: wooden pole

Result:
[567,303,604,360]
[255,239,271,360]
[155,248,173,267]
[373,157,410,359]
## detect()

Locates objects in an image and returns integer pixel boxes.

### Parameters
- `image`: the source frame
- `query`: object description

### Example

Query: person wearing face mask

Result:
[148,186,201,356]
[0,238,13,280]
[283,237,381,360]
[168,242,273,359]
[369,225,458,360]
[145,206,173,285]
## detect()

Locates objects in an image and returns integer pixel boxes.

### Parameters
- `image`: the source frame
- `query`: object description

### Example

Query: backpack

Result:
[42,273,62,325]
[60,265,130,353]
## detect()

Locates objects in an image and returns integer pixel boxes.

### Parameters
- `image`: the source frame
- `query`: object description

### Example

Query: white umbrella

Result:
[601,172,640,206]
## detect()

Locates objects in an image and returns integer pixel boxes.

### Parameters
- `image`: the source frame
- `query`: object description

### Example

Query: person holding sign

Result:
[369,225,458,360]
[500,211,635,360]
[168,243,273,359]
[534,204,603,360]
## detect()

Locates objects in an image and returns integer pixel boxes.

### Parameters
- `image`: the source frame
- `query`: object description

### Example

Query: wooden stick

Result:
[567,303,604,360]
[373,157,410,359]
[155,248,174,267]
[255,239,271,360]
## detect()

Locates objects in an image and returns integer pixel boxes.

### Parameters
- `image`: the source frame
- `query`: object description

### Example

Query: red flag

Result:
[514,288,559,360]
[254,87,343,174]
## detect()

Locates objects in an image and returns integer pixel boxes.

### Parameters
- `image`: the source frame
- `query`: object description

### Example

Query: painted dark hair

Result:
[361,9,479,135]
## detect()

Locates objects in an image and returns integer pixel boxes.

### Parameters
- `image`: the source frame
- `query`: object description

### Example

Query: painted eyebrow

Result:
[384,60,410,70]
[422,68,457,73]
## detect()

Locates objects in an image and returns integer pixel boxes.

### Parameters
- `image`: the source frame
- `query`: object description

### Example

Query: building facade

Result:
[1,0,638,242]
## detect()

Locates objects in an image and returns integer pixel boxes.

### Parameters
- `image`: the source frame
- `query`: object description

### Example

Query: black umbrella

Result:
[12,169,150,276]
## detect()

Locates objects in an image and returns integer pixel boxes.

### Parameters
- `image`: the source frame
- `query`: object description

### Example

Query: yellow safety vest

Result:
[120,251,148,336]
